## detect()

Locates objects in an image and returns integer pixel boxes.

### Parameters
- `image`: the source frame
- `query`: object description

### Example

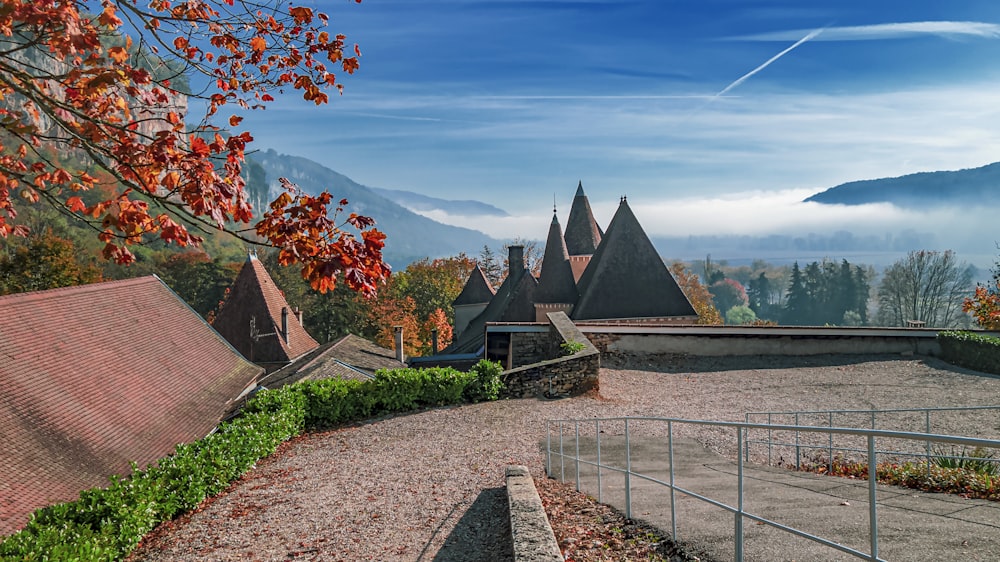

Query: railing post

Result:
[828,412,834,474]
[668,420,677,541]
[868,435,880,561]
[596,420,603,504]
[625,418,632,520]
[546,420,551,477]
[925,410,932,477]
[767,413,773,466]
[559,422,565,482]
[735,426,745,562]
[575,421,581,492]
[795,412,801,470]
[744,413,750,463]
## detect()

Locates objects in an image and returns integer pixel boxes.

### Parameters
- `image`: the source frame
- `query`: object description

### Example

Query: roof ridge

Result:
[0,275,162,303]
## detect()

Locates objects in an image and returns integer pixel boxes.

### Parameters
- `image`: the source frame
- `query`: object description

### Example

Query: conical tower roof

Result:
[564,181,603,256]
[212,255,319,365]
[535,212,578,304]
[573,198,696,321]
[453,264,495,306]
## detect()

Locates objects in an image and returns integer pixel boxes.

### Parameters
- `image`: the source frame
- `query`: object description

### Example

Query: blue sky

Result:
[235,0,1000,259]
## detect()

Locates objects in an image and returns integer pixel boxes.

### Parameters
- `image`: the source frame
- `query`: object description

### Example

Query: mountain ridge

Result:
[370,187,509,217]
[250,149,499,267]
[804,161,1000,207]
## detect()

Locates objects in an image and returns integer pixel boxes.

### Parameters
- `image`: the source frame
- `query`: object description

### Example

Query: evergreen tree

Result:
[852,265,871,324]
[783,262,809,324]
[477,245,504,287]
[835,260,856,324]
[747,272,772,316]
[803,261,823,324]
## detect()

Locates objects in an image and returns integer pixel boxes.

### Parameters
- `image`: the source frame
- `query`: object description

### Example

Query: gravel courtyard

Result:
[128,354,1000,561]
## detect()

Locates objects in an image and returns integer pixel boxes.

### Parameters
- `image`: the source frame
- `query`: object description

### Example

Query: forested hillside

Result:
[251,150,499,267]
[805,161,1000,207]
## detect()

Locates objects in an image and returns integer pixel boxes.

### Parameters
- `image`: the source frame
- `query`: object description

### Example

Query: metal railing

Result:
[744,406,1000,471]
[545,416,1000,562]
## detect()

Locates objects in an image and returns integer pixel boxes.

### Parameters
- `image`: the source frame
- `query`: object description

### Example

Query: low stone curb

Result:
[505,465,562,561]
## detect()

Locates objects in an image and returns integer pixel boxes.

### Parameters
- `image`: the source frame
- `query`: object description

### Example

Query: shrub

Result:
[795,453,1000,501]
[464,359,504,402]
[724,305,757,325]
[933,446,1000,476]
[560,340,585,356]
[938,331,1000,375]
[0,363,502,560]
[297,377,371,428]
[0,389,303,561]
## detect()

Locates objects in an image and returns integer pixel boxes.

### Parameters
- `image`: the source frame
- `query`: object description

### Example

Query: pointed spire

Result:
[564,181,603,256]
[453,264,495,306]
[536,211,578,304]
[573,197,696,321]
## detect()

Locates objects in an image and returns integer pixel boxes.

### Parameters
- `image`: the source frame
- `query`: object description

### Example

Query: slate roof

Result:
[535,212,578,304]
[446,265,537,354]
[260,334,405,388]
[0,276,262,536]
[573,198,697,321]
[564,181,603,256]
[211,255,319,369]
[453,264,495,306]
[499,272,539,322]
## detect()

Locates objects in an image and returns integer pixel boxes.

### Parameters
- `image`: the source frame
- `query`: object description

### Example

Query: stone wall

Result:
[578,326,943,357]
[501,351,600,399]
[510,332,555,368]
[500,312,600,399]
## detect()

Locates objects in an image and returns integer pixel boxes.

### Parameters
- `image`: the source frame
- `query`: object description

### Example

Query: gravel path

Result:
[128,354,1000,561]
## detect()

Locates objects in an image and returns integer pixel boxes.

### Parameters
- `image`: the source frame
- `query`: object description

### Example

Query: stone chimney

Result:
[393,325,405,363]
[508,244,525,281]
[294,307,304,326]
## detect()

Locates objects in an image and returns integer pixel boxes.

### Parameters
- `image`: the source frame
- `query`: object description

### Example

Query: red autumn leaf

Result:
[66,197,86,213]
[0,0,377,292]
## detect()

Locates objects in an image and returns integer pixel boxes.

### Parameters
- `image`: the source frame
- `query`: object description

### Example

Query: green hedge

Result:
[938,331,1000,375]
[0,361,503,561]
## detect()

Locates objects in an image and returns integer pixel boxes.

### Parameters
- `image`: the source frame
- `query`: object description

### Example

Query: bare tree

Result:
[876,250,974,328]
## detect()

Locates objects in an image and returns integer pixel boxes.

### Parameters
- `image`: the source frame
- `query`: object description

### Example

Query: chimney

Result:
[393,325,405,363]
[281,307,289,344]
[294,306,304,326]
[508,244,525,281]
[431,328,439,355]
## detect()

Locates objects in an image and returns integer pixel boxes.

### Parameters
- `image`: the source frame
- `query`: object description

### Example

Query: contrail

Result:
[714,26,826,98]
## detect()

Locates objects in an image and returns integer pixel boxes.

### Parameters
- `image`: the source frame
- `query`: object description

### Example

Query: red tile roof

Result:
[0,276,263,536]
[211,256,319,370]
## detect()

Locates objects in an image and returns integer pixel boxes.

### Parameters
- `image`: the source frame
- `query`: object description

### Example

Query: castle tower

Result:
[563,181,603,281]
[534,210,578,321]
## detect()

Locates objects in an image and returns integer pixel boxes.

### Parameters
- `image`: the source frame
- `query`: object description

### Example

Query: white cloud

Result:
[417,189,995,268]
[735,21,1000,42]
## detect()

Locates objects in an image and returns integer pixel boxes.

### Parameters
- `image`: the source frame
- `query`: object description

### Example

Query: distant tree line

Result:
[695,250,977,329]
[783,260,871,326]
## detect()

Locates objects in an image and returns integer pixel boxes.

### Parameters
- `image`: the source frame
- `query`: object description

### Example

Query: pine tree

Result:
[783,262,809,325]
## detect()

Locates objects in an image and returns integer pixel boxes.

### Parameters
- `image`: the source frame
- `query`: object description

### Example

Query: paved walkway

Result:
[551,436,1000,561]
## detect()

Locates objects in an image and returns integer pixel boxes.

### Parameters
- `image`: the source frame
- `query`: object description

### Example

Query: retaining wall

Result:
[579,325,943,357]
[499,312,600,399]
